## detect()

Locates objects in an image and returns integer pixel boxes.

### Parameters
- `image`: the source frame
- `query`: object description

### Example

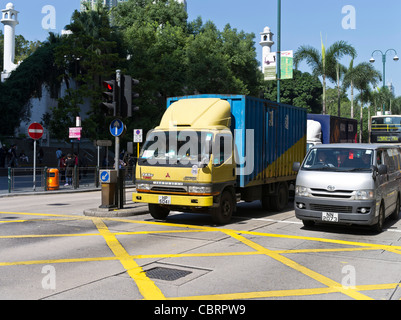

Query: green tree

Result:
[351,62,381,142]
[263,69,322,113]
[49,5,123,141]
[294,39,356,115]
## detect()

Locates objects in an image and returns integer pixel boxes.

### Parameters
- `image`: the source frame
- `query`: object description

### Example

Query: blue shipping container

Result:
[167,95,307,188]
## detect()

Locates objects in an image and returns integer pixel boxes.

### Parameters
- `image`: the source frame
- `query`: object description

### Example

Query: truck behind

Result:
[307,114,357,150]
[132,95,306,224]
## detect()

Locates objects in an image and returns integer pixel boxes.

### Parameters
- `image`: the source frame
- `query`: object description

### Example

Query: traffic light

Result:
[102,80,118,116]
[121,75,140,118]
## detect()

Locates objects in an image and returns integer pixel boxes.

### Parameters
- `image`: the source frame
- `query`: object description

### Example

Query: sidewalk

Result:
[0,185,149,217]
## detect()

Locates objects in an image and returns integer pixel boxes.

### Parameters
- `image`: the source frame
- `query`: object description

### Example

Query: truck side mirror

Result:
[377,164,388,175]
[293,162,301,172]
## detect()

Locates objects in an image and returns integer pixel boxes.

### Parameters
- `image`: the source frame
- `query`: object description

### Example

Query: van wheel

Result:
[302,220,315,228]
[212,191,234,225]
[391,196,400,221]
[149,204,170,220]
[271,182,289,211]
[372,204,385,233]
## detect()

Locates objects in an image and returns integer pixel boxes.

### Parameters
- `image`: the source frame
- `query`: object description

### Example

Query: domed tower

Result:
[259,26,274,74]
[1,2,19,81]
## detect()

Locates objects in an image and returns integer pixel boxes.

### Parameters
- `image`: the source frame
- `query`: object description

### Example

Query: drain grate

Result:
[145,267,192,281]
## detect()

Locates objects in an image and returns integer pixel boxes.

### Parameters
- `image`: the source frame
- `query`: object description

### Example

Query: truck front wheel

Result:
[212,191,234,225]
[149,204,170,220]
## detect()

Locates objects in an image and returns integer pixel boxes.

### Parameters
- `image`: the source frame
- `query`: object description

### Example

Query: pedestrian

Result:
[56,148,62,167]
[65,154,74,186]
[8,145,18,167]
[59,154,66,184]
[0,145,6,168]
[38,148,44,165]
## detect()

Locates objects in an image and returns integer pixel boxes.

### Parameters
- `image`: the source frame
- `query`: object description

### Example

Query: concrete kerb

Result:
[83,204,149,217]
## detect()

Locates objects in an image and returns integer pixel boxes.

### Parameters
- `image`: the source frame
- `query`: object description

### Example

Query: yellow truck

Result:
[133,95,306,224]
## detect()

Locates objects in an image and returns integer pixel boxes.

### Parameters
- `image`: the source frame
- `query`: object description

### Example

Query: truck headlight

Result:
[354,190,375,200]
[295,185,310,197]
[136,183,152,191]
[188,186,212,195]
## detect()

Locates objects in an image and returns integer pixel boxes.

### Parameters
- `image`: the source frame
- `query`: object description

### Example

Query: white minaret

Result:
[1,2,19,82]
[260,26,274,75]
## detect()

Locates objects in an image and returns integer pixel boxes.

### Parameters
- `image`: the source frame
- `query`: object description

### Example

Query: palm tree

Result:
[351,62,381,142]
[343,58,356,118]
[294,39,356,115]
[326,41,356,117]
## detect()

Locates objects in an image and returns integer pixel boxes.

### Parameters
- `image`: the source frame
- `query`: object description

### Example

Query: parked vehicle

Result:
[293,143,401,232]
[307,114,357,150]
[133,95,307,224]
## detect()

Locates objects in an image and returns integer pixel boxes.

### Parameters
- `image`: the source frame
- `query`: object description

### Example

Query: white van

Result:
[293,144,401,233]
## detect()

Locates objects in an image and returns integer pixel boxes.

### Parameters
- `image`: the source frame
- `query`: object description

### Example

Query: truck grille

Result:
[310,204,353,213]
[151,186,187,193]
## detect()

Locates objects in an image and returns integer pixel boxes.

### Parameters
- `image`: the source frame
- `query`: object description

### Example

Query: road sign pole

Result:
[33,140,36,192]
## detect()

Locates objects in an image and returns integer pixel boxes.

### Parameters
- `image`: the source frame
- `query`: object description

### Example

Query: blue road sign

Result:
[110,119,124,137]
[100,171,110,183]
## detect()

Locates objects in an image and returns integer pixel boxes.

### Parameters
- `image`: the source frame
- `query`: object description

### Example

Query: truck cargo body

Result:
[133,95,307,224]
[307,114,357,145]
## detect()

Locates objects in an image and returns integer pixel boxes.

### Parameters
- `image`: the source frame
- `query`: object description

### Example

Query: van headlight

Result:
[295,185,310,197]
[354,190,375,200]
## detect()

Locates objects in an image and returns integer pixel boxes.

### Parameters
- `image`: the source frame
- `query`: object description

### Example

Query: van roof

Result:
[311,143,400,150]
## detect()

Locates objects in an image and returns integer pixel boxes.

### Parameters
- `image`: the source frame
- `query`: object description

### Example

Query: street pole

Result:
[277,0,281,103]
[370,49,399,114]
[115,69,121,174]
[33,140,36,191]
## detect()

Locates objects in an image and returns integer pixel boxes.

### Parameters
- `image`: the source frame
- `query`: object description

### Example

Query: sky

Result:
[3,0,401,96]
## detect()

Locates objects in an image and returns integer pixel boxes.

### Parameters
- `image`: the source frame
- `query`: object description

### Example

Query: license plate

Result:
[158,196,171,205]
[322,212,339,222]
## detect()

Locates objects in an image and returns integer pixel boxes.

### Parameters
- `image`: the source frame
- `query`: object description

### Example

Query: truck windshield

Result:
[138,130,213,167]
[302,148,373,172]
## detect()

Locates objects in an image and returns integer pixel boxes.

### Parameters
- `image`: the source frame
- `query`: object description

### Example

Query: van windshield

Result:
[302,148,373,172]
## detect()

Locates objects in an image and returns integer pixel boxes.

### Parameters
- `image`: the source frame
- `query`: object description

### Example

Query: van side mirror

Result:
[377,164,388,175]
[293,162,301,172]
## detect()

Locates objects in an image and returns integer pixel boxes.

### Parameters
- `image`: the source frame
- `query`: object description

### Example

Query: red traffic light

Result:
[103,81,113,91]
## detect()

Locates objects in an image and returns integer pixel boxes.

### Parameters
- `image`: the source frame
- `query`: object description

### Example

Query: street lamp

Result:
[369,49,399,114]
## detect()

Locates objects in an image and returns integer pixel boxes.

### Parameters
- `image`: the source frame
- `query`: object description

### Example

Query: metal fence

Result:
[0,166,136,194]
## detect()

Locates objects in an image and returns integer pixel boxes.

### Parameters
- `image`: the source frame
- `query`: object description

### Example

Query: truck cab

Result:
[133,98,236,224]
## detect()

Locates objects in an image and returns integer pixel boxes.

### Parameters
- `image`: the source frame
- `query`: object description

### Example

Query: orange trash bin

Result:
[47,168,59,190]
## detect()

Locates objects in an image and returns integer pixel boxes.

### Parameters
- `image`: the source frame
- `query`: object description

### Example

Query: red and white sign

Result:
[28,122,44,140]
[69,127,82,139]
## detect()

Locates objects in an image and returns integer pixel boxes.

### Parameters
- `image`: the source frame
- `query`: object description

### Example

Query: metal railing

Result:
[0,165,136,194]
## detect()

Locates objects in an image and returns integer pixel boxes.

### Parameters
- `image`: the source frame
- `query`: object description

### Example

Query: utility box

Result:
[99,170,117,184]
[99,170,118,209]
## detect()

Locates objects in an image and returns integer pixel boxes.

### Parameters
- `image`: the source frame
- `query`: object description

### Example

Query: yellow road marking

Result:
[224,230,373,300]
[2,210,401,300]
[91,218,165,300]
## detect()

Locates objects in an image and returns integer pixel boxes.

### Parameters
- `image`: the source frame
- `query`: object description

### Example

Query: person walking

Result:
[64,154,74,186]
[56,148,62,167]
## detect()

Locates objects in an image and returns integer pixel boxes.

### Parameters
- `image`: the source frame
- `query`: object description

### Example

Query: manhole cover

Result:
[145,267,192,281]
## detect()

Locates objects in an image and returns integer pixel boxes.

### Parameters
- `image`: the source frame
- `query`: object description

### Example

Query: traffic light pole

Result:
[115,70,123,209]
